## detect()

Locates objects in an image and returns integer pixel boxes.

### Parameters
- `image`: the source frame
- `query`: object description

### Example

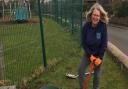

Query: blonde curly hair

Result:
[86,3,109,24]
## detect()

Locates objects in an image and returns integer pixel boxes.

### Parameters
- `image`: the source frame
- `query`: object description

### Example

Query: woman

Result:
[78,3,109,89]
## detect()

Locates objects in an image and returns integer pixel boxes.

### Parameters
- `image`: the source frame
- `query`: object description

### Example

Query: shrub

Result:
[115,1,128,17]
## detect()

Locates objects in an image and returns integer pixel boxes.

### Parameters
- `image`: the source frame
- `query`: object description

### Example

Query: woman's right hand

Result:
[90,55,97,63]
[90,55,102,66]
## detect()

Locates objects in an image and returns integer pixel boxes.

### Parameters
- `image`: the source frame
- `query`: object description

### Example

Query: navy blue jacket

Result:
[81,20,108,59]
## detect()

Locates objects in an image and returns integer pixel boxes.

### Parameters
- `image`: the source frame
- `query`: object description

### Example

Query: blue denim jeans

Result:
[78,53,102,89]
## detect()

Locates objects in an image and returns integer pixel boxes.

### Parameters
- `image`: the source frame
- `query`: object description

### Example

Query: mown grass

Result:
[0,18,79,86]
[28,19,128,89]
[0,19,128,89]
[0,23,42,84]
[29,53,128,89]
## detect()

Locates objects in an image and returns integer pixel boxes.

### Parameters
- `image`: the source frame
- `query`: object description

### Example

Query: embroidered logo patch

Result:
[96,33,101,39]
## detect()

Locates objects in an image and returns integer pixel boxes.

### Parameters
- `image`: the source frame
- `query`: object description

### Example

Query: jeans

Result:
[78,53,102,89]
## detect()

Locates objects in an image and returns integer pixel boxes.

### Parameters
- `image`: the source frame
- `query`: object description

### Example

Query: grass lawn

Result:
[28,19,128,89]
[0,23,42,84]
[0,18,80,86]
[0,19,128,89]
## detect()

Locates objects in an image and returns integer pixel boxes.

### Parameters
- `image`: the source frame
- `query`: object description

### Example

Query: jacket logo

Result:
[96,33,101,39]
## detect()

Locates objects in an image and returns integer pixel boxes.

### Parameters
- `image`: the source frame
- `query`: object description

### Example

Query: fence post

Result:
[60,0,62,24]
[0,44,4,80]
[2,0,5,21]
[71,0,74,34]
[37,0,47,68]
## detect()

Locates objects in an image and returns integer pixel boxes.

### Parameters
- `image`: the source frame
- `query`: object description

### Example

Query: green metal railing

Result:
[43,0,83,34]
[38,0,47,68]
[0,0,83,87]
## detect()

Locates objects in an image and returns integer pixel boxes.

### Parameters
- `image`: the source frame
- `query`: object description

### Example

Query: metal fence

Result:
[0,0,83,88]
[43,0,83,34]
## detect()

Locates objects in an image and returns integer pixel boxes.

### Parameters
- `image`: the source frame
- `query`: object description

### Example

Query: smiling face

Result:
[91,9,101,27]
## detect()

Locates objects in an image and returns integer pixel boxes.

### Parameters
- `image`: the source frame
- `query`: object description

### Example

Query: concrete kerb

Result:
[107,41,128,72]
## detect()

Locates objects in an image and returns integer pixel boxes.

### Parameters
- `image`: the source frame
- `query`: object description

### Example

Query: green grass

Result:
[0,23,42,84]
[28,19,128,89]
[101,54,128,89]
[29,53,128,89]
[0,19,128,89]
[0,19,79,85]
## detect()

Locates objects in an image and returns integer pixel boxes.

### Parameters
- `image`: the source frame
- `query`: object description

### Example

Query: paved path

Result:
[108,24,128,55]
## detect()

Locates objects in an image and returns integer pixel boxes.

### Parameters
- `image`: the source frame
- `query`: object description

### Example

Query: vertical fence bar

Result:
[37,0,47,68]
[60,0,62,24]
[56,0,59,22]
[51,0,54,19]
[53,0,56,20]
[54,0,57,21]
[64,0,67,26]
[80,0,83,30]
[71,0,74,34]
[80,0,83,45]
[2,0,5,21]
[80,0,83,31]
[53,0,55,20]
[0,44,4,80]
